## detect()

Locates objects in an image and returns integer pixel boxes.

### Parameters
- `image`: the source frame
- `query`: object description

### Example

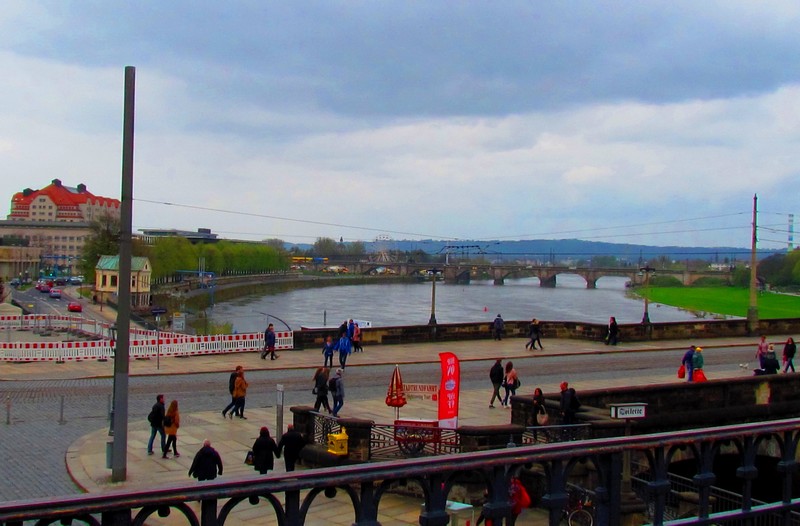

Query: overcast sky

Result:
[1,1,798,249]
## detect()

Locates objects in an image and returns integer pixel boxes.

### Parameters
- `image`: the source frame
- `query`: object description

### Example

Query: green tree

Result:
[312,237,342,258]
[78,213,120,283]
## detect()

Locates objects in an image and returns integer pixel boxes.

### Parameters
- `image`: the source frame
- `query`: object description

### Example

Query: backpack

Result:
[163,415,173,427]
[569,388,581,410]
[329,377,339,396]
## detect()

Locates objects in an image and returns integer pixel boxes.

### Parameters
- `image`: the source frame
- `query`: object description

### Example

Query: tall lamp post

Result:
[428,268,438,325]
[107,324,117,436]
[639,266,656,325]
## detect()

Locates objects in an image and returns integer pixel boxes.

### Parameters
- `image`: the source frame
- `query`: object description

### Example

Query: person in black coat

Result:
[606,316,619,346]
[188,440,223,481]
[277,425,307,472]
[489,359,504,408]
[252,427,280,475]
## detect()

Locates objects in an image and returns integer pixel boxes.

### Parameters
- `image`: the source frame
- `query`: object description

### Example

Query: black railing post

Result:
[101,509,131,526]
[200,499,217,526]
[355,481,381,525]
[285,489,302,526]
[419,473,450,526]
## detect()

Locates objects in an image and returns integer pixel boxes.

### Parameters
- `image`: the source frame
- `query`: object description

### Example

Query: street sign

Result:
[609,403,648,419]
[151,307,167,316]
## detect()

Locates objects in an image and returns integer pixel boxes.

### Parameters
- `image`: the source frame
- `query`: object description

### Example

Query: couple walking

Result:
[221,366,249,419]
[489,359,520,408]
[147,394,181,458]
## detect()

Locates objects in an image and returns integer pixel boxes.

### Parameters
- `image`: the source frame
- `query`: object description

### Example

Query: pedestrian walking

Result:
[559,382,581,424]
[188,439,223,481]
[232,368,249,419]
[492,314,505,341]
[681,345,696,382]
[313,367,332,413]
[352,323,364,352]
[221,365,242,418]
[756,335,769,369]
[692,347,706,381]
[605,316,619,345]
[783,337,796,373]
[336,334,352,369]
[146,394,167,456]
[321,335,336,367]
[331,368,345,417]
[489,359,504,408]
[526,318,543,350]
[502,361,519,408]
[277,425,307,472]
[347,319,356,341]
[763,344,780,374]
[531,387,548,427]
[252,426,280,475]
[261,323,278,360]
[162,399,181,458]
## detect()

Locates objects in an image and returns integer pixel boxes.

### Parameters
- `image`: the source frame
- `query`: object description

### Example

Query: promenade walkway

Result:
[2,299,775,525]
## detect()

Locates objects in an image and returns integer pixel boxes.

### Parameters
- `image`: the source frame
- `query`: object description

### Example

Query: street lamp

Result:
[428,268,438,325]
[639,266,656,325]
[108,324,117,436]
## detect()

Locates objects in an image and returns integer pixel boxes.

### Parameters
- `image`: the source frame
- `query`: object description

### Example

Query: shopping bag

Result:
[244,450,254,465]
[536,412,550,426]
[693,369,708,382]
[677,364,686,379]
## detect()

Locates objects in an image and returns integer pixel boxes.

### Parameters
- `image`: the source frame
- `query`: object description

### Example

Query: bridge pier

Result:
[493,278,504,285]
[540,275,557,288]
[586,279,597,289]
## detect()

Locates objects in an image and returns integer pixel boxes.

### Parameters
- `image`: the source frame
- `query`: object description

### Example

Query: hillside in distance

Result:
[290,238,782,263]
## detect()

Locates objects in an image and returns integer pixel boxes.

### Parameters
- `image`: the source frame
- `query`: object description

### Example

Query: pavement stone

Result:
[1,298,783,524]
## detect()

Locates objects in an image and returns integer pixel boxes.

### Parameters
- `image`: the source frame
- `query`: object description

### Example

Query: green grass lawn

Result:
[642,287,800,319]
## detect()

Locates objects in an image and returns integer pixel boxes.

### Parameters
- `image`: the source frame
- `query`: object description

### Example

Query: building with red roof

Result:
[0,179,120,279]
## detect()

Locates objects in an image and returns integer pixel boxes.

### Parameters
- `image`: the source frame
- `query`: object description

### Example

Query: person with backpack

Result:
[502,361,519,408]
[492,314,505,341]
[330,368,345,417]
[146,394,166,456]
[221,365,242,418]
[559,382,581,424]
[162,399,180,459]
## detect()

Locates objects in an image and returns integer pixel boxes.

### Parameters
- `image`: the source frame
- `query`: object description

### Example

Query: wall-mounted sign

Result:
[609,403,648,419]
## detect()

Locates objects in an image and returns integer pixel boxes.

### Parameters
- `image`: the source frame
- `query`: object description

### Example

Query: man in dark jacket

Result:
[147,394,166,455]
[489,359,504,408]
[252,427,279,475]
[681,346,696,382]
[261,323,278,360]
[559,382,581,424]
[188,440,223,481]
[493,314,505,341]
[277,425,307,472]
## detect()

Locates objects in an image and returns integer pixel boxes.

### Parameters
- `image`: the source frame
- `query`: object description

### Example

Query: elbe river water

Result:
[209,275,715,333]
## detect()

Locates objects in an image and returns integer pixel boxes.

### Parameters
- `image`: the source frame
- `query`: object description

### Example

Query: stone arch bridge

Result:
[346,262,732,288]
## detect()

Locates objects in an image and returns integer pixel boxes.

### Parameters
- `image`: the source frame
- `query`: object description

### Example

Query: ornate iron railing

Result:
[3,418,800,526]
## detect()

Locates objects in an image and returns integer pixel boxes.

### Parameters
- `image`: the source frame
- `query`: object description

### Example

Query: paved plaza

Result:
[1,299,773,524]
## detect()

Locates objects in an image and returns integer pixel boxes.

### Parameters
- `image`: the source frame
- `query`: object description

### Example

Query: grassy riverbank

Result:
[641,287,800,319]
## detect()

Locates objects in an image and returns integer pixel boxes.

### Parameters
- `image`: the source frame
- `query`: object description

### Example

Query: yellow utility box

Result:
[327,427,349,456]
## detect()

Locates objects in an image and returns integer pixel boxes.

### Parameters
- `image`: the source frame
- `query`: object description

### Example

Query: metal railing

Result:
[3,419,800,526]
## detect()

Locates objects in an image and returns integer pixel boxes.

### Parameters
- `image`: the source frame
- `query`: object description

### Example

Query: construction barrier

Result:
[0,315,293,362]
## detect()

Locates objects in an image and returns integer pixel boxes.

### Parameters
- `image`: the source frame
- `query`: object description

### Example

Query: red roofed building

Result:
[0,179,120,279]
[8,179,120,222]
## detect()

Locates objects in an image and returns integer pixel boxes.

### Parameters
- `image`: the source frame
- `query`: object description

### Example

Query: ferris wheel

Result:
[373,234,395,263]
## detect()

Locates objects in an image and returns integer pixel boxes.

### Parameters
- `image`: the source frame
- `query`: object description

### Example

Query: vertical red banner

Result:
[438,352,460,428]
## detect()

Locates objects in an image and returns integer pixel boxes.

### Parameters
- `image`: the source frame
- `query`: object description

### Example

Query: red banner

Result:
[438,352,460,428]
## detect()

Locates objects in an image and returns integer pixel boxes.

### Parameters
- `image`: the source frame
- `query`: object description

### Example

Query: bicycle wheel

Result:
[568,508,593,526]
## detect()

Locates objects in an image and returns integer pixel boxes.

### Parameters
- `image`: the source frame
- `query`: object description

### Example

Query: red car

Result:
[67,302,82,312]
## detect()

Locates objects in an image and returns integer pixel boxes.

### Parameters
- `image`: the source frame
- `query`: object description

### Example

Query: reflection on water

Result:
[210,275,706,333]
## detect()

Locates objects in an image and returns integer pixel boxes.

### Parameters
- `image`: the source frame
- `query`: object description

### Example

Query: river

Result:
[208,275,714,333]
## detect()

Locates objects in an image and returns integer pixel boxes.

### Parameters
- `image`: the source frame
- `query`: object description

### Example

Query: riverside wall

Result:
[292,317,800,349]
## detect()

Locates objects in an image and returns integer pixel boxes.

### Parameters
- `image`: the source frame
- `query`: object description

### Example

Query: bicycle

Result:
[562,489,594,526]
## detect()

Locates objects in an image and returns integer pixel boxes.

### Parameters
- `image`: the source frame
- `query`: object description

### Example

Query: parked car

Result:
[69,276,83,285]
[67,302,82,312]
[9,278,20,287]
[49,288,62,298]
[54,277,67,286]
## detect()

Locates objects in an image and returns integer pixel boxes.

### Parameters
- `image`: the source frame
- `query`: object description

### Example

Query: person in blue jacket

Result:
[322,336,336,368]
[682,345,696,382]
[336,334,352,369]
[261,323,278,360]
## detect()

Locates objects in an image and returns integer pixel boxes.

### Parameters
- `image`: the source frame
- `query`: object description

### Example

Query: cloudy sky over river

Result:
[1,2,798,248]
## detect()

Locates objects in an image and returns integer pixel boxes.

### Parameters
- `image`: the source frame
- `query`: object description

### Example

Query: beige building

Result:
[95,255,152,309]
[0,245,42,283]
[0,179,120,277]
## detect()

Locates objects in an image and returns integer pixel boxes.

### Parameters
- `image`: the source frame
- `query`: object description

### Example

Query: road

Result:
[0,344,754,502]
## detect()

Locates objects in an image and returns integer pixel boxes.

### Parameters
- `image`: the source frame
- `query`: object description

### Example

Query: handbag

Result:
[536,411,550,426]
[513,378,521,389]
[312,386,318,395]
[244,450,254,465]
[693,369,708,382]
[677,364,686,379]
